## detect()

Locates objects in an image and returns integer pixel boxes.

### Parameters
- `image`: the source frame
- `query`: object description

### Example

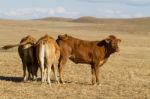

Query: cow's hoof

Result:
[92,83,97,86]
[32,77,37,81]
[60,82,65,85]
[92,83,101,86]
[97,83,102,86]
[23,79,27,83]
[23,77,28,82]
[56,81,60,85]
[61,82,65,85]
[92,82,96,85]
[48,83,51,86]
[59,80,65,84]
[41,82,46,85]
[33,77,37,81]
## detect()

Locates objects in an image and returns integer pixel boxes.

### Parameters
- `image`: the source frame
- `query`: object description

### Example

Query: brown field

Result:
[0,17,150,99]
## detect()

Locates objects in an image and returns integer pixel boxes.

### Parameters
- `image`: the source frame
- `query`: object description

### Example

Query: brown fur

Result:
[2,35,38,81]
[36,35,60,85]
[56,34,121,85]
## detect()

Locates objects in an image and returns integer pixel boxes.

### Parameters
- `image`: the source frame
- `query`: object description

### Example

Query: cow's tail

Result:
[1,42,28,50]
[36,41,45,66]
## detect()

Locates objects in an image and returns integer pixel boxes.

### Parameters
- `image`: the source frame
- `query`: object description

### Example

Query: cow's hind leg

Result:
[38,44,46,83]
[22,62,28,82]
[39,55,45,83]
[47,67,51,85]
[27,64,32,80]
[22,59,27,82]
[40,60,45,83]
[46,61,52,85]
[31,64,38,81]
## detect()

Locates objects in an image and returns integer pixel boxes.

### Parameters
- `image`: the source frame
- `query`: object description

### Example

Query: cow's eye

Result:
[112,42,117,47]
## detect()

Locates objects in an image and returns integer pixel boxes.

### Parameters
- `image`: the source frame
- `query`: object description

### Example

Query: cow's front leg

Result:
[91,65,96,85]
[53,62,60,84]
[58,55,68,84]
[92,63,100,85]
[95,66,100,85]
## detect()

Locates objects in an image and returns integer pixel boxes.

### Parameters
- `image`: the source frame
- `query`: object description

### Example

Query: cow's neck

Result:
[104,44,115,59]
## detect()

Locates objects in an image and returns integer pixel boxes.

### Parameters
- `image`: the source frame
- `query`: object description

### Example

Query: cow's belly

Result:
[69,55,91,64]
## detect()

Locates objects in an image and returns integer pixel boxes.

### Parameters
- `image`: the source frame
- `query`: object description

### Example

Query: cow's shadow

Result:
[0,76,92,85]
[0,76,67,84]
[0,76,22,83]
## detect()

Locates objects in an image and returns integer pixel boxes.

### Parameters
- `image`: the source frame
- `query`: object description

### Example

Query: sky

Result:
[0,0,150,19]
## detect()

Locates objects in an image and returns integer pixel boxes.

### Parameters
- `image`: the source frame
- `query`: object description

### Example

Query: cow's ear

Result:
[58,34,68,40]
[105,38,111,43]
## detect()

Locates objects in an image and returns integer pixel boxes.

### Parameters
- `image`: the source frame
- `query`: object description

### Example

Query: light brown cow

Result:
[2,35,38,81]
[36,35,60,85]
[56,34,121,85]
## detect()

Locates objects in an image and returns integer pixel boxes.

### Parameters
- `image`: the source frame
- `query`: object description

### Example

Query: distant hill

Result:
[73,16,150,24]
[37,16,102,23]
[36,17,72,22]
[0,16,150,36]
[71,16,100,23]
[37,16,150,25]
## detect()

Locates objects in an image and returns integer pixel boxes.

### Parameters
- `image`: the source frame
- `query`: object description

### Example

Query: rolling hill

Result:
[37,16,150,24]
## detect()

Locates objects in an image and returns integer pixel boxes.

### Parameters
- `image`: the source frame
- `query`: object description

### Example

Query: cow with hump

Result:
[2,35,38,82]
[36,35,60,85]
[56,34,121,85]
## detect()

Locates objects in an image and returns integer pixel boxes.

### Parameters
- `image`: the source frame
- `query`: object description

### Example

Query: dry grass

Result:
[0,18,150,99]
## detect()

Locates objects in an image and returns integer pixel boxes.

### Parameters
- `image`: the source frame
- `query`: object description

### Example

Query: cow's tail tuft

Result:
[1,44,19,50]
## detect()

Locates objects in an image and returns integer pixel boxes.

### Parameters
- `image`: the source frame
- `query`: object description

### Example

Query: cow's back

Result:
[57,35,103,64]
[18,36,36,64]
[36,35,60,63]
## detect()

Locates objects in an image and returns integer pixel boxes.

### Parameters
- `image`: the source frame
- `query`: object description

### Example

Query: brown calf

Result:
[36,35,60,85]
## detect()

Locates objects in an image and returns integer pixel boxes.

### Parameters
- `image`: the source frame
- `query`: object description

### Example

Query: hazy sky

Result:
[0,0,150,19]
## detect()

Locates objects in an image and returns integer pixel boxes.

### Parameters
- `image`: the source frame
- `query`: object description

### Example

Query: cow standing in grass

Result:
[56,34,121,85]
[2,35,38,81]
[36,35,60,85]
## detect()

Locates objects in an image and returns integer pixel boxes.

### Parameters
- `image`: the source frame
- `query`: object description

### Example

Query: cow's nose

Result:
[117,48,120,52]
[116,47,120,52]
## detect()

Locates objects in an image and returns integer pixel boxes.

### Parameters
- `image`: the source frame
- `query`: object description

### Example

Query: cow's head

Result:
[105,35,121,52]
[58,34,68,40]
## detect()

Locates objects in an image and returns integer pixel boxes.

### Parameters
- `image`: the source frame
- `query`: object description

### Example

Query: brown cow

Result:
[2,35,38,81]
[56,34,121,85]
[36,35,60,85]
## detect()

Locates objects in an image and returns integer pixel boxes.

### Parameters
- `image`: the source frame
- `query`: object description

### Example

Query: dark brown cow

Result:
[56,34,121,85]
[2,35,38,81]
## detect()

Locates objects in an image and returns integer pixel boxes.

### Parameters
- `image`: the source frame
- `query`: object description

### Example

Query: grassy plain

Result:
[0,18,150,99]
